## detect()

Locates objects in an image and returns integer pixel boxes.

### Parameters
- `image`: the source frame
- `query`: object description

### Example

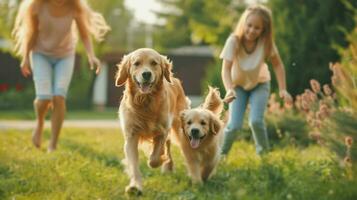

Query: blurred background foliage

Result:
[1,0,357,103]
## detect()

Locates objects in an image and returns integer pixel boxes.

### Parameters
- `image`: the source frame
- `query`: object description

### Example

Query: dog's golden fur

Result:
[175,87,224,184]
[115,48,188,194]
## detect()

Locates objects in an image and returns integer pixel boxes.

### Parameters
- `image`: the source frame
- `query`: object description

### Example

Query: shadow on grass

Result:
[60,138,123,171]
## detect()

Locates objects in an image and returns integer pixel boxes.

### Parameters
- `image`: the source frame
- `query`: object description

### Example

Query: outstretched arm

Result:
[270,51,292,103]
[221,60,236,103]
[75,16,101,74]
[21,13,38,77]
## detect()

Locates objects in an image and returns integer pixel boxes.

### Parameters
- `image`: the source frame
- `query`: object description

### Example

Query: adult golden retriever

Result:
[177,87,224,184]
[115,48,187,194]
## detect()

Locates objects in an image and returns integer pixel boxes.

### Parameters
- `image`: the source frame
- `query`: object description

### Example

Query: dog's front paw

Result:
[125,184,143,196]
[148,155,165,168]
[148,159,163,168]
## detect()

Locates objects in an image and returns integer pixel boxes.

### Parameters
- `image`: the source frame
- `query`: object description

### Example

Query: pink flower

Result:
[310,79,321,93]
[0,83,9,92]
[319,104,330,118]
[343,156,352,167]
[323,84,332,96]
[345,136,353,148]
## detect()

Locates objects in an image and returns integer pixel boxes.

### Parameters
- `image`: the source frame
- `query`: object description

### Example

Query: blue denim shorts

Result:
[30,52,75,100]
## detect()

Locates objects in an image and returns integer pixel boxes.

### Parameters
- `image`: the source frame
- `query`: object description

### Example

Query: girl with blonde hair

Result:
[12,0,110,152]
[220,4,292,155]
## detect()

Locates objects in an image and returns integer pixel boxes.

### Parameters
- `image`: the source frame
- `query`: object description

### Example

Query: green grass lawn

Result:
[1,128,356,200]
[0,108,118,120]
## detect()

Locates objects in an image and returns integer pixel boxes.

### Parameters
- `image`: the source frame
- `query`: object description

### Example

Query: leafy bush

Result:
[0,84,34,110]
[66,59,94,110]
[321,111,357,162]
[265,94,310,146]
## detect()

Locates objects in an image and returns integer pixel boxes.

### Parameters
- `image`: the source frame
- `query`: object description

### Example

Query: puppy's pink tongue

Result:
[190,138,200,149]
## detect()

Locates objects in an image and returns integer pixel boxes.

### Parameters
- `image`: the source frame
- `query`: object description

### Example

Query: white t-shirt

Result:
[220,35,275,90]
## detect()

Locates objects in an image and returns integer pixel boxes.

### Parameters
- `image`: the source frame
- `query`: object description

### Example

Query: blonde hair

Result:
[233,4,274,59]
[12,0,110,58]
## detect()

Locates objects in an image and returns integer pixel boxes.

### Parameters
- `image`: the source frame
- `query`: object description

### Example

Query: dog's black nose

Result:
[142,71,151,81]
[191,128,200,138]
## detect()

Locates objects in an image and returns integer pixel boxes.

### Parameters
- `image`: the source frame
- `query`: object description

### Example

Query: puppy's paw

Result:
[161,160,174,173]
[125,184,142,196]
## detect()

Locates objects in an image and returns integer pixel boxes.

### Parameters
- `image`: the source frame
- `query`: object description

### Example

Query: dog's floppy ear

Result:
[115,55,130,87]
[202,86,224,115]
[161,55,172,83]
[210,114,221,135]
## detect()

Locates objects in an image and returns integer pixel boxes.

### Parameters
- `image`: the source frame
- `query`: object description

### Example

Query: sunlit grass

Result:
[1,128,356,200]
[0,108,118,120]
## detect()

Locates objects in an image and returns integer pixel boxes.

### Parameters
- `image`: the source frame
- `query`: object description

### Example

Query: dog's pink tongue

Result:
[190,138,200,149]
[140,84,151,93]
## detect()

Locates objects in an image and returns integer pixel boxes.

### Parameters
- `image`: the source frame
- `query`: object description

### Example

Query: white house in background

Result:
[92,63,108,111]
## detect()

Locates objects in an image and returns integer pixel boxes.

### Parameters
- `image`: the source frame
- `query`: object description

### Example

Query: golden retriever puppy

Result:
[115,48,187,194]
[177,87,224,184]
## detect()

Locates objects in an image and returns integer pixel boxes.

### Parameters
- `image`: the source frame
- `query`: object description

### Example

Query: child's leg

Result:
[48,55,75,152]
[248,82,270,155]
[33,99,51,148]
[30,53,53,148]
[221,87,248,155]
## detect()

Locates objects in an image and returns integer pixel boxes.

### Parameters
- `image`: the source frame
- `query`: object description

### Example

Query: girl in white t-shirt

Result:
[220,4,292,155]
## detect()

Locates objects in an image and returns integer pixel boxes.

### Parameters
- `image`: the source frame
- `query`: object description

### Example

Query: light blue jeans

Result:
[30,52,75,100]
[221,82,271,155]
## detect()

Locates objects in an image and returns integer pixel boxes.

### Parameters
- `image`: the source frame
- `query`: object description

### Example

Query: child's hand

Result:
[279,90,293,105]
[223,89,236,104]
[88,55,101,74]
[20,60,32,77]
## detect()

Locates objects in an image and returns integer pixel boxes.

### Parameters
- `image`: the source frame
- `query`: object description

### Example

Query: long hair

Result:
[233,4,274,59]
[12,0,110,58]
[12,0,39,58]
[73,0,111,41]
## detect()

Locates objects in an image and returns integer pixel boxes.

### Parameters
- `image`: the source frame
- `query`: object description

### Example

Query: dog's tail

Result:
[202,86,224,116]
[185,97,192,109]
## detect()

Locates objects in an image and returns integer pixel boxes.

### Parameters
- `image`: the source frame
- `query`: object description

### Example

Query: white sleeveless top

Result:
[33,2,77,58]
[220,35,276,90]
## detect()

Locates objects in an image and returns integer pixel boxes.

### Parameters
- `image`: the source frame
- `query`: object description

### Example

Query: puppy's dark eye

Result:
[187,120,192,125]
[200,120,206,126]
[134,61,141,66]
[151,61,157,66]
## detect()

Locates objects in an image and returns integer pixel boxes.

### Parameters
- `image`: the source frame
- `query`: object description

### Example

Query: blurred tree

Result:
[0,0,17,51]
[334,0,357,111]
[268,0,357,95]
[153,0,194,50]
[154,0,240,50]
[80,0,132,54]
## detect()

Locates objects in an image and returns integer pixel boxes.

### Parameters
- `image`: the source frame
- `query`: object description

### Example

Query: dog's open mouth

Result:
[188,135,205,149]
[135,79,153,93]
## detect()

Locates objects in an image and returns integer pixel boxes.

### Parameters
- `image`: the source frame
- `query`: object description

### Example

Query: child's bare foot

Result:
[47,146,56,153]
[47,141,57,153]
[32,127,42,148]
